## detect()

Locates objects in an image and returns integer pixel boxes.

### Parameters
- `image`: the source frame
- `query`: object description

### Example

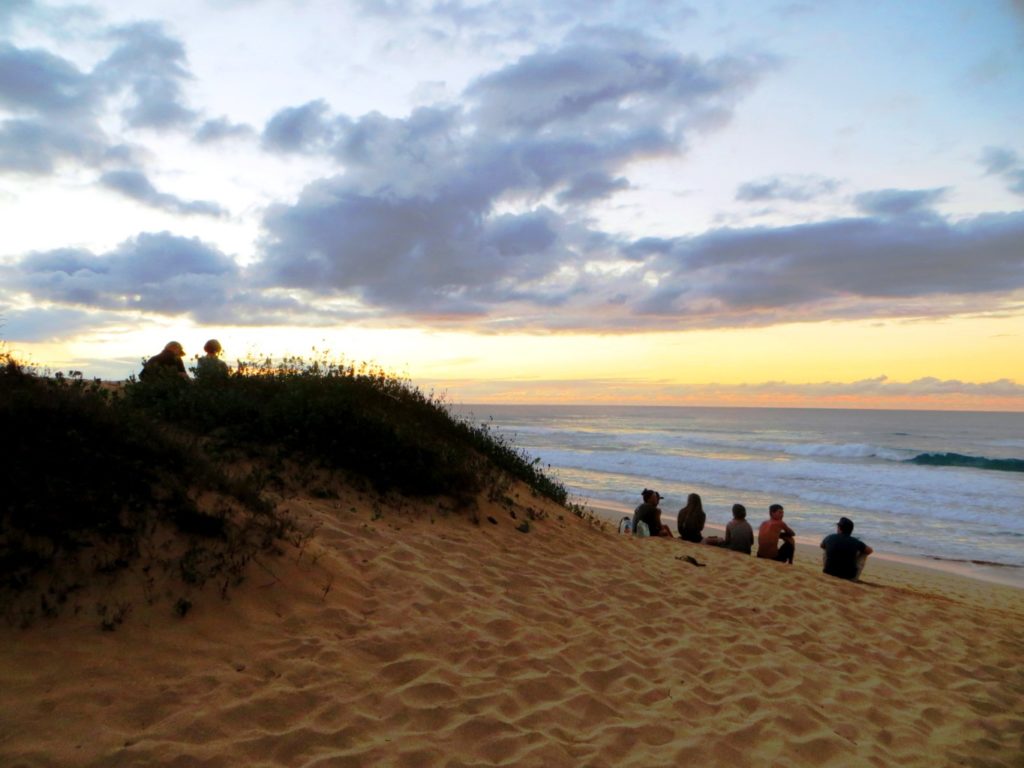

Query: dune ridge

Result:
[2,483,1022,767]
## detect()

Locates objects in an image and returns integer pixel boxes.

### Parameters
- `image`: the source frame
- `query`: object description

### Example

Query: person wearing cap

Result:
[820,517,873,580]
[632,489,671,537]
[140,341,189,381]
[195,338,229,382]
[757,504,796,563]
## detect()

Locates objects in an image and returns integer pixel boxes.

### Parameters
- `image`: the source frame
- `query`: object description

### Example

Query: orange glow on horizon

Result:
[5,313,1022,412]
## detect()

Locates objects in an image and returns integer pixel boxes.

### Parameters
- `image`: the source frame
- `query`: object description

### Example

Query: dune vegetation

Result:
[0,349,567,627]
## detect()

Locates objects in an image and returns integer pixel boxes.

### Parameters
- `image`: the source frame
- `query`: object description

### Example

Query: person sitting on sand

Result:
[195,339,229,382]
[711,503,754,554]
[676,492,706,543]
[140,341,189,382]
[757,504,795,563]
[820,516,873,580]
[632,489,672,537]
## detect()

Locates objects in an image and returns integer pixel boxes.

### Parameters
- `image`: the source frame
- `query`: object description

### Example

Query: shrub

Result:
[125,353,568,503]
[1,348,567,624]
[0,356,282,624]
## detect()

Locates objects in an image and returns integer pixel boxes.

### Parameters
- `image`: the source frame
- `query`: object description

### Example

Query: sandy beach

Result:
[2,484,1022,767]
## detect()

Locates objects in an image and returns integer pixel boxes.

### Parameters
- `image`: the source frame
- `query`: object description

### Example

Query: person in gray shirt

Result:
[720,503,754,554]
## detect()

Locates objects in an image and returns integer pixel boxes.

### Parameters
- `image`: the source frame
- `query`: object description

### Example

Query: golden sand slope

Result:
[1,486,1022,767]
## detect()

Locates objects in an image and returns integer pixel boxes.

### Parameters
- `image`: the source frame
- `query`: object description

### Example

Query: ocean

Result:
[455,405,1024,569]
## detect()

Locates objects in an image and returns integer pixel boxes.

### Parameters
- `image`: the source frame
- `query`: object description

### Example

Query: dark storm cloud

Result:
[980,145,1024,195]
[99,169,226,217]
[256,31,771,317]
[735,175,839,203]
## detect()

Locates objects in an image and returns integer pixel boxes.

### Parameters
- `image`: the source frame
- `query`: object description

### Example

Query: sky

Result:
[1,0,1023,410]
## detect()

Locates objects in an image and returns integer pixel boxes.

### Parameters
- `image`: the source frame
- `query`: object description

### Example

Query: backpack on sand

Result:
[618,516,633,534]
[634,520,650,537]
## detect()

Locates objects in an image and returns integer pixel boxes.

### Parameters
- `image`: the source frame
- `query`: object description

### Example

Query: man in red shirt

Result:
[757,503,795,563]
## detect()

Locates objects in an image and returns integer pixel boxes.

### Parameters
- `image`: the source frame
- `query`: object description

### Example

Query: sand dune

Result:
[2,486,1022,767]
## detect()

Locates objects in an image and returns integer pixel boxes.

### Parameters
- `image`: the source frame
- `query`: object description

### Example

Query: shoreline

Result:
[584,500,1024,591]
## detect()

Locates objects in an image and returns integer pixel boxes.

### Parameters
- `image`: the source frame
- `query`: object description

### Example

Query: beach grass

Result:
[0,350,567,625]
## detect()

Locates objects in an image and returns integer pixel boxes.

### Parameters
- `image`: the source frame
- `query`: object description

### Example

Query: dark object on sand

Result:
[675,555,706,567]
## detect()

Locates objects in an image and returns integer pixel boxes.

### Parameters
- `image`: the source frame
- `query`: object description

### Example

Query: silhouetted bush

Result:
[0,354,280,623]
[0,349,566,624]
[125,354,568,503]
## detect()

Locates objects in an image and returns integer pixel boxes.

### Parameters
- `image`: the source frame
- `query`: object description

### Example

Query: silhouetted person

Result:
[677,492,706,543]
[140,341,188,382]
[821,516,873,580]
[633,489,672,537]
[718,503,754,554]
[195,338,229,382]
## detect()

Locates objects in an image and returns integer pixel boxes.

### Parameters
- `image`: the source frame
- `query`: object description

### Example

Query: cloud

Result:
[423,374,1024,407]
[0,305,125,342]
[735,175,840,203]
[99,169,226,217]
[0,26,198,175]
[258,182,575,315]
[0,0,98,36]
[465,27,769,136]
[634,207,1024,318]
[4,15,1021,340]
[10,232,239,316]
[556,171,630,203]
[3,232,350,330]
[356,1,698,50]
[255,30,771,316]
[653,375,1024,408]
[249,19,1022,332]
[0,40,109,173]
[262,99,334,153]
[0,118,108,173]
[194,116,254,144]
[0,0,33,28]
[93,22,197,129]
[853,187,947,218]
[980,145,1024,196]
[250,16,1022,331]
[0,42,96,115]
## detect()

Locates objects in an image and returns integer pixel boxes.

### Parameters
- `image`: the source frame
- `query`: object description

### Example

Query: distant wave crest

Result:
[908,452,1024,473]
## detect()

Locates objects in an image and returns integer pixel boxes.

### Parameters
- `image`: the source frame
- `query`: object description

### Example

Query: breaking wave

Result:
[908,452,1024,473]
